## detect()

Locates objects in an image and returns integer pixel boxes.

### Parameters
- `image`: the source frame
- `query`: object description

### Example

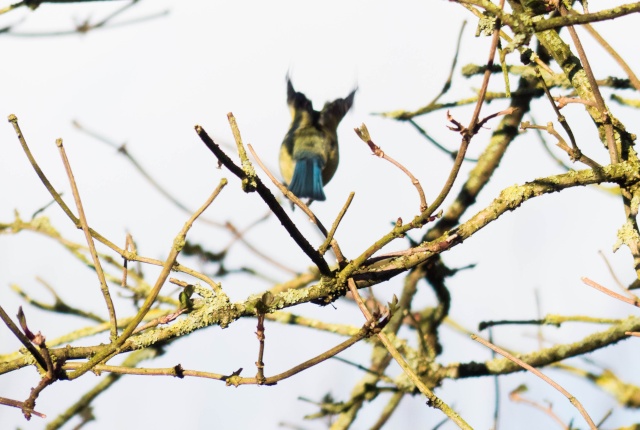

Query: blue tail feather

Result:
[288,158,326,201]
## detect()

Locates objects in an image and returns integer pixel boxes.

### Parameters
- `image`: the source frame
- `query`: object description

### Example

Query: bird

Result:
[279,77,356,201]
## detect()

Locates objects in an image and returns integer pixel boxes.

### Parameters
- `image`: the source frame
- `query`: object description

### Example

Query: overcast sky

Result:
[1,1,640,429]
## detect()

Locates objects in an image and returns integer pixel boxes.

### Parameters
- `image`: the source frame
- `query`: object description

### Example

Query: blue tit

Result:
[279,78,356,201]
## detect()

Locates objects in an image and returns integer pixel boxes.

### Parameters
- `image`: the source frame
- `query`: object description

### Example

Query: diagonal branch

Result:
[196,124,331,275]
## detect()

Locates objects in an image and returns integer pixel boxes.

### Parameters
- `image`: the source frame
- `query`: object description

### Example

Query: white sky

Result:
[1,1,640,429]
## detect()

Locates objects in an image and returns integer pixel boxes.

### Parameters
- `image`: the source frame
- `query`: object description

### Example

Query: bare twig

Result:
[75,119,289,275]
[558,3,618,164]
[0,396,45,419]
[318,192,354,261]
[355,123,428,212]
[72,120,225,227]
[467,0,504,132]
[575,11,640,91]
[8,114,146,262]
[76,118,293,275]
[10,278,105,323]
[472,334,597,430]
[509,387,569,430]
[255,303,268,384]
[553,96,597,109]
[0,305,47,370]
[370,391,404,430]
[520,121,601,169]
[64,322,372,387]
[16,307,59,419]
[56,138,118,341]
[48,348,159,430]
[2,1,169,36]
[420,0,504,221]
[598,250,634,296]
[534,68,580,153]
[131,309,187,335]
[246,143,348,264]
[428,20,467,106]
[222,215,298,275]
[196,123,331,275]
[408,119,479,162]
[581,277,640,307]
[66,178,228,380]
[347,279,471,429]
[121,233,135,288]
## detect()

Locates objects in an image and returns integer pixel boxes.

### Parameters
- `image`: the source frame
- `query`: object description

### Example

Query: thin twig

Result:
[48,348,159,430]
[318,192,354,262]
[246,142,348,262]
[408,119,479,162]
[16,307,59,419]
[255,311,267,384]
[8,115,146,262]
[56,138,118,342]
[595,409,614,429]
[472,334,597,430]
[558,3,618,164]
[246,144,326,231]
[370,391,404,430]
[131,308,187,335]
[0,2,21,15]
[74,120,297,275]
[347,279,471,429]
[72,120,225,227]
[66,178,228,381]
[331,356,394,383]
[0,396,46,419]
[597,250,634,296]
[479,314,620,330]
[534,68,580,153]
[0,305,48,370]
[3,2,168,36]
[576,12,640,91]
[9,115,80,224]
[581,277,640,307]
[428,20,467,106]
[467,0,504,131]
[509,389,569,430]
[196,123,331,275]
[553,96,596,109]
[65,323,372,387]
[420,0,504,220]
[222,215,298,275]
[520,121,601,169]
[9,278,105,323]
[354,123,428,212]
[122,233,135,288]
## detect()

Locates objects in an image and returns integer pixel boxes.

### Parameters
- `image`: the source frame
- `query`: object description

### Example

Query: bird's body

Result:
[279,78,355,201]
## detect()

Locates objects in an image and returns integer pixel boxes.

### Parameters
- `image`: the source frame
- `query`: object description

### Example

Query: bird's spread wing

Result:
[287,78,315,127]
[319,87,357,131]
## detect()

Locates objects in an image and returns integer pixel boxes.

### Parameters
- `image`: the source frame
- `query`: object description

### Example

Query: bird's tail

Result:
[288,158,326,201]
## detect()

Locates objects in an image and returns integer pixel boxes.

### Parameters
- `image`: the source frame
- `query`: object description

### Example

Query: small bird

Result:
[279,78,356,201]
